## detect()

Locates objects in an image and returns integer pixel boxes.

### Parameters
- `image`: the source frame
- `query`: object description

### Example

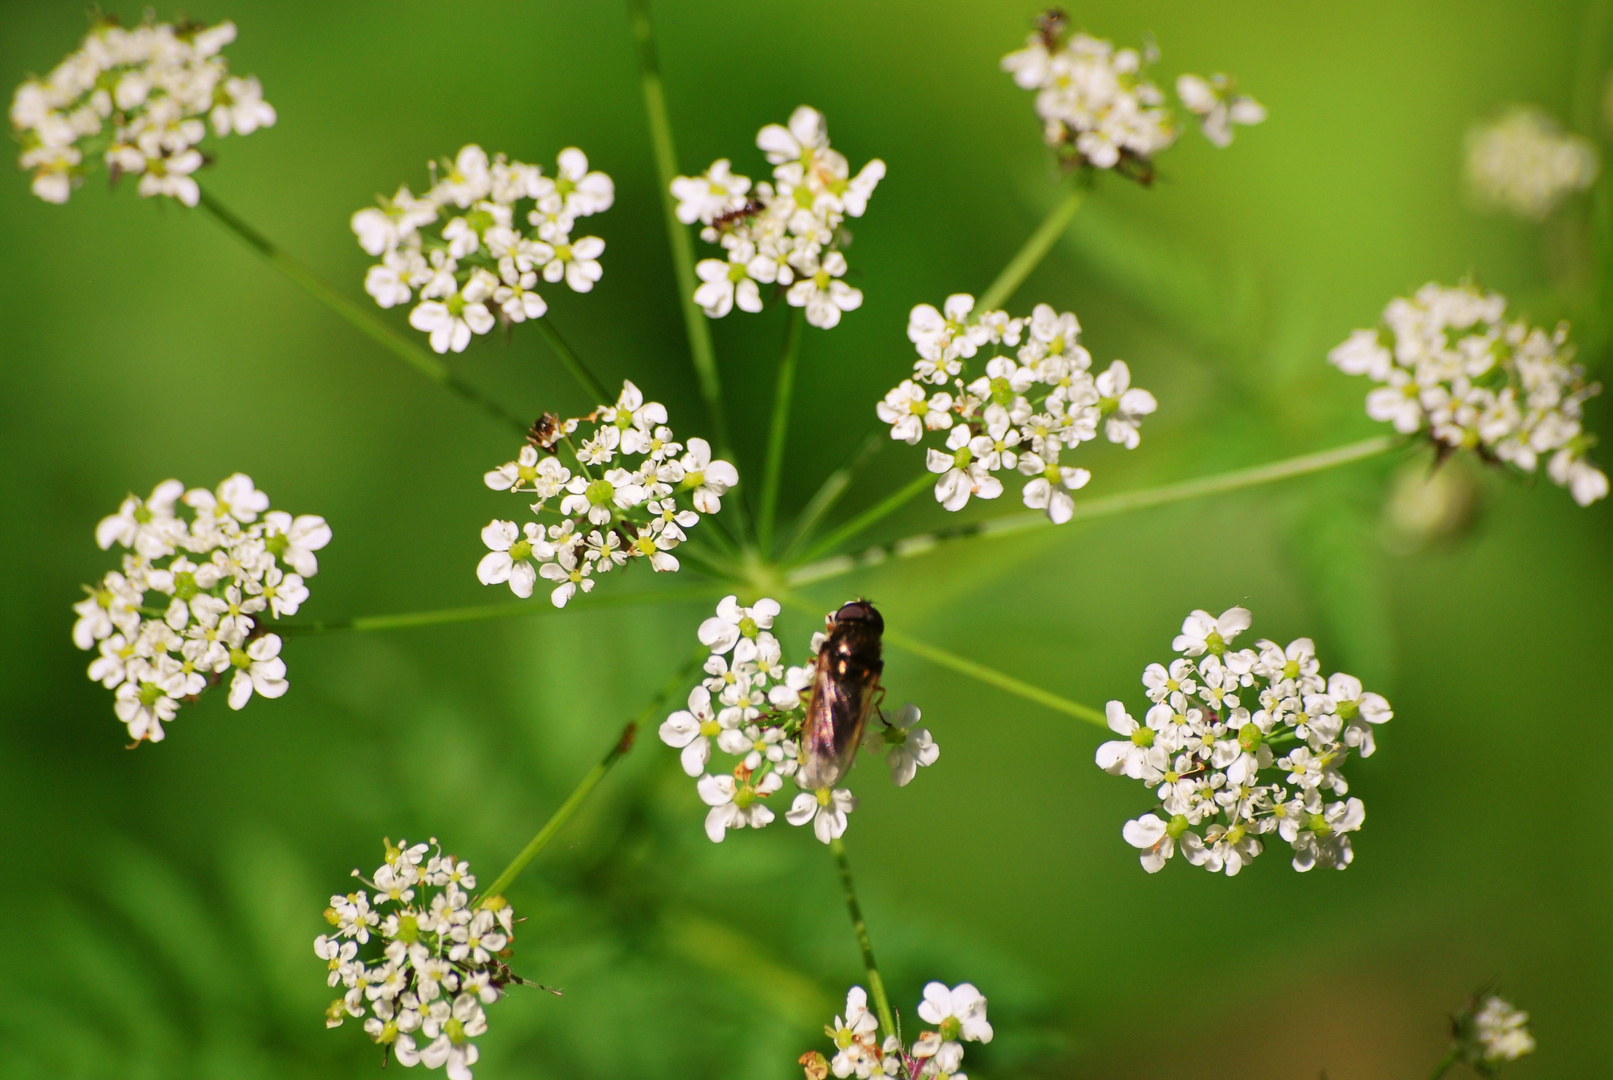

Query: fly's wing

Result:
[798,655,873,790]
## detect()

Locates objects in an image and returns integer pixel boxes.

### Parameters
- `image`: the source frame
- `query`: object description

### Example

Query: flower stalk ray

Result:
[760,308,807,553]
[976,186,1086,312]
[195,190,533,435]
[830,836,898,1036]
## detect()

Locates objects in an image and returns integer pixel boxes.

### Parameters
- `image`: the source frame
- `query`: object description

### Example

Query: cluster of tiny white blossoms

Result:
[1000,12,1262,180]
[658,596,936,843]
[801,983,991,1080]
[478,382,735,607]
[1465,106,1599,220]
[1460,995,1537,1070]
[672,105,885,329]
[878,295,1156,520]
[1099,607,1393,875]
[73,475,330,745]
[317,839,519,1080]
[1330,282,1608,506]
[10,16,274,206]
[352,144,613,354]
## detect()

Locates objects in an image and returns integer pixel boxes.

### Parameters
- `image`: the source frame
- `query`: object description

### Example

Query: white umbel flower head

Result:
[318,839,527,1077]
[879,296,1155,517]
[1101,607,1393,875]
[1329,281,1607,505]
[1467,994,1536,1067]
[1001,15,1259,179]
[662,597,936,844]
[74,474,329,745]
[10,15,275,205]
[476,383,735,608]
[672,106,884,329]
[353,145,613,353]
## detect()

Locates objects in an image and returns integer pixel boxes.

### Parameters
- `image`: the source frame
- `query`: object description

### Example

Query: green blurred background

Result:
[2,1,1609,1077]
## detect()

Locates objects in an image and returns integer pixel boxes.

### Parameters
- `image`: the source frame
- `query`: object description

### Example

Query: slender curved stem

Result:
[760,308,806,553]
[275,581,726,636]
[624,0,729,455]
[830,837,897,1036]
[794,473,933,565]
[195,190,531,436]
[779,431,885,561]
[976,186,1086,312]
[479,652,700,901]
[786,435,1399,585]
[1425,1047,1460,1080]
[532,315,610,405]
[882,627,1107,727]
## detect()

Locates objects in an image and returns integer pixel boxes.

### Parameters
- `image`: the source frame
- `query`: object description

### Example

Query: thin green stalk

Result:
[829,837,897,1036]
[794,473,932,565]
[624,0,729,456]
[1570,0,1612,137]
[976,186,1086,311]
[195,190,531,436]
[532,315,610,405]
[276,581,726,636]
[1425,1047,1460,1080]
[760,308,806,553]
[786,435,1399,585]
[882,626,1107,727]
[480,651,702,901]
[779,431,885,561]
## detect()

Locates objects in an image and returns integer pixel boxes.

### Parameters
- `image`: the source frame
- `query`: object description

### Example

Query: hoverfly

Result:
[798,600,884,790]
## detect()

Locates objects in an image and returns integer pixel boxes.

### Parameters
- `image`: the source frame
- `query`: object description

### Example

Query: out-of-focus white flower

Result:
[1466,106,1598,220]
[1176,73,1266,147]
[1467,995,1536,1066]
[74,474,329,745]
[1330,282,1607,506]
[673,106,883,330]
[10,16,274,204]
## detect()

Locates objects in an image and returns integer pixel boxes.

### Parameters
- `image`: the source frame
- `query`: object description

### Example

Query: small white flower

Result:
[476,520,551,598]
[863,704,938,787]
[677,438,739,514]
[227,634,287,709]
[877,380,954,445]
[786,250,862,329]
[786,787,858,843]
[1470,996,1536,1064]
[698,770,783,841]
[913,981,992,1071]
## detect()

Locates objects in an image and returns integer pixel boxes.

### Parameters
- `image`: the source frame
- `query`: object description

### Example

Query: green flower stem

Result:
[624,0,729,457]
[1425,1047,1460,1080]
[274,581,726,636]
[479,652,700,901]
[532,315,610,406]
[759,308,806,553]
[829,836,898,1036]
[976,186,1086,312]
[882,626,1108,727]
[194,189,530,436]
[478,724,637,902]
[786,435,1400,585]
[778,431,885,562]
[793,473,933,565]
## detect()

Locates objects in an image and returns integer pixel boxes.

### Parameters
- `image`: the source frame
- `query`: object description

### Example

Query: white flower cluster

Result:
[1099,607,1393,875]
[73,475,329,745]
[802,983,991,1080]
[658,596,936,844]
[1465,995,1536,1068]
[10,16,274,206]
[479,382,736,607]
[672,105,885,329]
[317,839,516,1080]
[1330,282,1608,506]
[353,144,613,354]
[878,295,1156,520]
[1466,106,1599,220]
[1001,14,1261,178]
